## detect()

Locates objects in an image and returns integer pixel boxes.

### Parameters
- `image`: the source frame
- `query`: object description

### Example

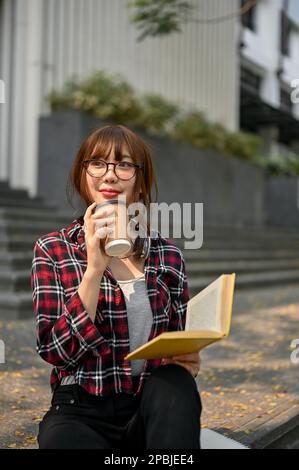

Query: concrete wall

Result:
[265,176,299,227]
[0,0,239,199]
[38,110,265,228]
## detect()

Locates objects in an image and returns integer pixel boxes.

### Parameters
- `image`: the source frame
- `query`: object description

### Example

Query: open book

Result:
[125,273,236,360]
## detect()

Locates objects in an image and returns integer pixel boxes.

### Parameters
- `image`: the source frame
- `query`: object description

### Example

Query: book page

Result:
[185,276,222,333]
[220,274,235,336]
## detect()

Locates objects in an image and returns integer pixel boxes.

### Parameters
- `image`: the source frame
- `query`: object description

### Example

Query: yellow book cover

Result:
[125,273,236,360]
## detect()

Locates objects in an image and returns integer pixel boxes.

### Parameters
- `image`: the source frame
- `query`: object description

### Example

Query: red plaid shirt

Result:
[31,217,189,397]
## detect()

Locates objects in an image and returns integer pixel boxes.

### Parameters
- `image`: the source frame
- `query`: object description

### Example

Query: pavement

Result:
[0,284,299,449]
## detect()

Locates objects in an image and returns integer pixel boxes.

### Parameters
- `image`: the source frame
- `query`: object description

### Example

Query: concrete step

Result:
[2,219,299,248]
[186,258,299,275]
[0,292,33,320]
[188,269,299,297]
[0,197,57,210]
[1,233,299,257]
[4,247,299,272]
[0,220,73,237]
[2,262,299,295]
[163,224,299,239]
[0,251,34,269]
[175,239,299,250]
[0,180,9,189]
[4,270,299,318]
[182,248,299,261]
[0,206,74,223]
[0,237,37,252]
[6,222,299,249]
[0,188,31,199]
[0,269,31,292]
[0,233,47,250]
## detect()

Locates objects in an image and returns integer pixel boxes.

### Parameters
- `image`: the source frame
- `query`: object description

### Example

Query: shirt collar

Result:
[66,216,86,251]
[65,217,162,281]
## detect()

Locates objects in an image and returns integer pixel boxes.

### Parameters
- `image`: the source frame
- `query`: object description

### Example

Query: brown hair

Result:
[66,124,158,258]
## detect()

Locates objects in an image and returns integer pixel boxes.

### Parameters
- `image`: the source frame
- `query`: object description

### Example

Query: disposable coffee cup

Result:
[95,197,132,257]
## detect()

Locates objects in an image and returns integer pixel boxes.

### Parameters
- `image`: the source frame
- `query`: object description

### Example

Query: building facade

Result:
[1,1,299,198]
[0,0,239,197]
[240,0,299,156]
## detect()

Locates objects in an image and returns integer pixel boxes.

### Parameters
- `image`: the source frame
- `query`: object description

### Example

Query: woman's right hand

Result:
[83,202,115,274]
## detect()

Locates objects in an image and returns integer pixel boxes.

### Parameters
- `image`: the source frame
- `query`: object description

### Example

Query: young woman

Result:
[31,124,202,449]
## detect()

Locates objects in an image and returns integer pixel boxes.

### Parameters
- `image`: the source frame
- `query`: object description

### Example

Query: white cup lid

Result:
[105,239,132,257]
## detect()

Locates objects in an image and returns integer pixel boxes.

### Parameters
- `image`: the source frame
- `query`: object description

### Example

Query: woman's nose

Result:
[104,166,118,180]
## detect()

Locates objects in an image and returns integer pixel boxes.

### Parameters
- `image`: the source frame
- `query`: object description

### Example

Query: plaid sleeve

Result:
[168,254,190,332]
[31,240,111,370]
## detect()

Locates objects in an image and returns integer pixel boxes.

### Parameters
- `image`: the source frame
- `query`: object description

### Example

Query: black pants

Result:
[38,364,202,449]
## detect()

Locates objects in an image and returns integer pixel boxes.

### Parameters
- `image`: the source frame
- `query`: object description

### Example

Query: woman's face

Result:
[85,143,141,206]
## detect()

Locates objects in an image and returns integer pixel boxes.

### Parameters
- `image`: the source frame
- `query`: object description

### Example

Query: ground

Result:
[0,284,298,449]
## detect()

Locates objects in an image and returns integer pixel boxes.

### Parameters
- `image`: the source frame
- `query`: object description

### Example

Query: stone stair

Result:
[1,179,299,318]
[0,181,73,319]
[174,225,299,297]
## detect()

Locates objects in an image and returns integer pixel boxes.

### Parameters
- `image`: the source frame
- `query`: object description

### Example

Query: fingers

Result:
[162,359,198,377]
[94,226,114,240]
[94,216,115,231]
[92,206,115,219]
[83,202,97,234]
[84,203,116,237]
[86,202,97,215]
[172,352,199,362]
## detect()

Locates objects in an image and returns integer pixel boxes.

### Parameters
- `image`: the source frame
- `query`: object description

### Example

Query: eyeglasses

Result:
[83,159,143,180]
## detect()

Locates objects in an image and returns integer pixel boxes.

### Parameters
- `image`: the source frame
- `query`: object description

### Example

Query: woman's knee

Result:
[38,418,111,449]
[149,364,197,388]
[143,364,200,405]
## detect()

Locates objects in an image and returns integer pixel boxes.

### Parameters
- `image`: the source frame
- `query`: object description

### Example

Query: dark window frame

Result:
[241,66,262,95]
[281,11,292,57]
[280,85,293,113]
[241,0,257,31]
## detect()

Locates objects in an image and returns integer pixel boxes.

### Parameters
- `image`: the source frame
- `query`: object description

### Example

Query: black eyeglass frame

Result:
[82,159,143,180]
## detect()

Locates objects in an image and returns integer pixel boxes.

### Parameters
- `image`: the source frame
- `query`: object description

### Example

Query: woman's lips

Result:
[100,190,121,197]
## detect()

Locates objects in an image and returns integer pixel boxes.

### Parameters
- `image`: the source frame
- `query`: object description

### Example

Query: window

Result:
[241,0,256,31]
[280,87,293,113]
[281,11,291,56]
[241,66,261,94]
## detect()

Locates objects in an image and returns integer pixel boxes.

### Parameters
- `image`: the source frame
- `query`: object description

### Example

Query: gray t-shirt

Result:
[118,274,153,376]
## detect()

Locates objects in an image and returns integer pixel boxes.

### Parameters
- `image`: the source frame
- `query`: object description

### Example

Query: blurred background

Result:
[0,0,299,449]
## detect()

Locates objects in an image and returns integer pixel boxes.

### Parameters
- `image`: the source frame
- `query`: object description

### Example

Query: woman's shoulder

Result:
[152,231,186,266]
[33,218,82,256]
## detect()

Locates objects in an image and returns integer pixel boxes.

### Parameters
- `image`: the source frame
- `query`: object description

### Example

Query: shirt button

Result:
[55,405,60,410]
[70,399,75,404]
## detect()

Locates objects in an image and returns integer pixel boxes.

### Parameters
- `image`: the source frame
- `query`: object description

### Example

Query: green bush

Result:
[170,111,260,160]
[47,70,299,176]
[224,131,260,161]
[133,93,179,134]
[252,154,299,177]
[47,71,143,125]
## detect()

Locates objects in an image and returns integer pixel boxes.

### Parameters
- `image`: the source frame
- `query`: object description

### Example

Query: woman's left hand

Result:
[162,352,201,378]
